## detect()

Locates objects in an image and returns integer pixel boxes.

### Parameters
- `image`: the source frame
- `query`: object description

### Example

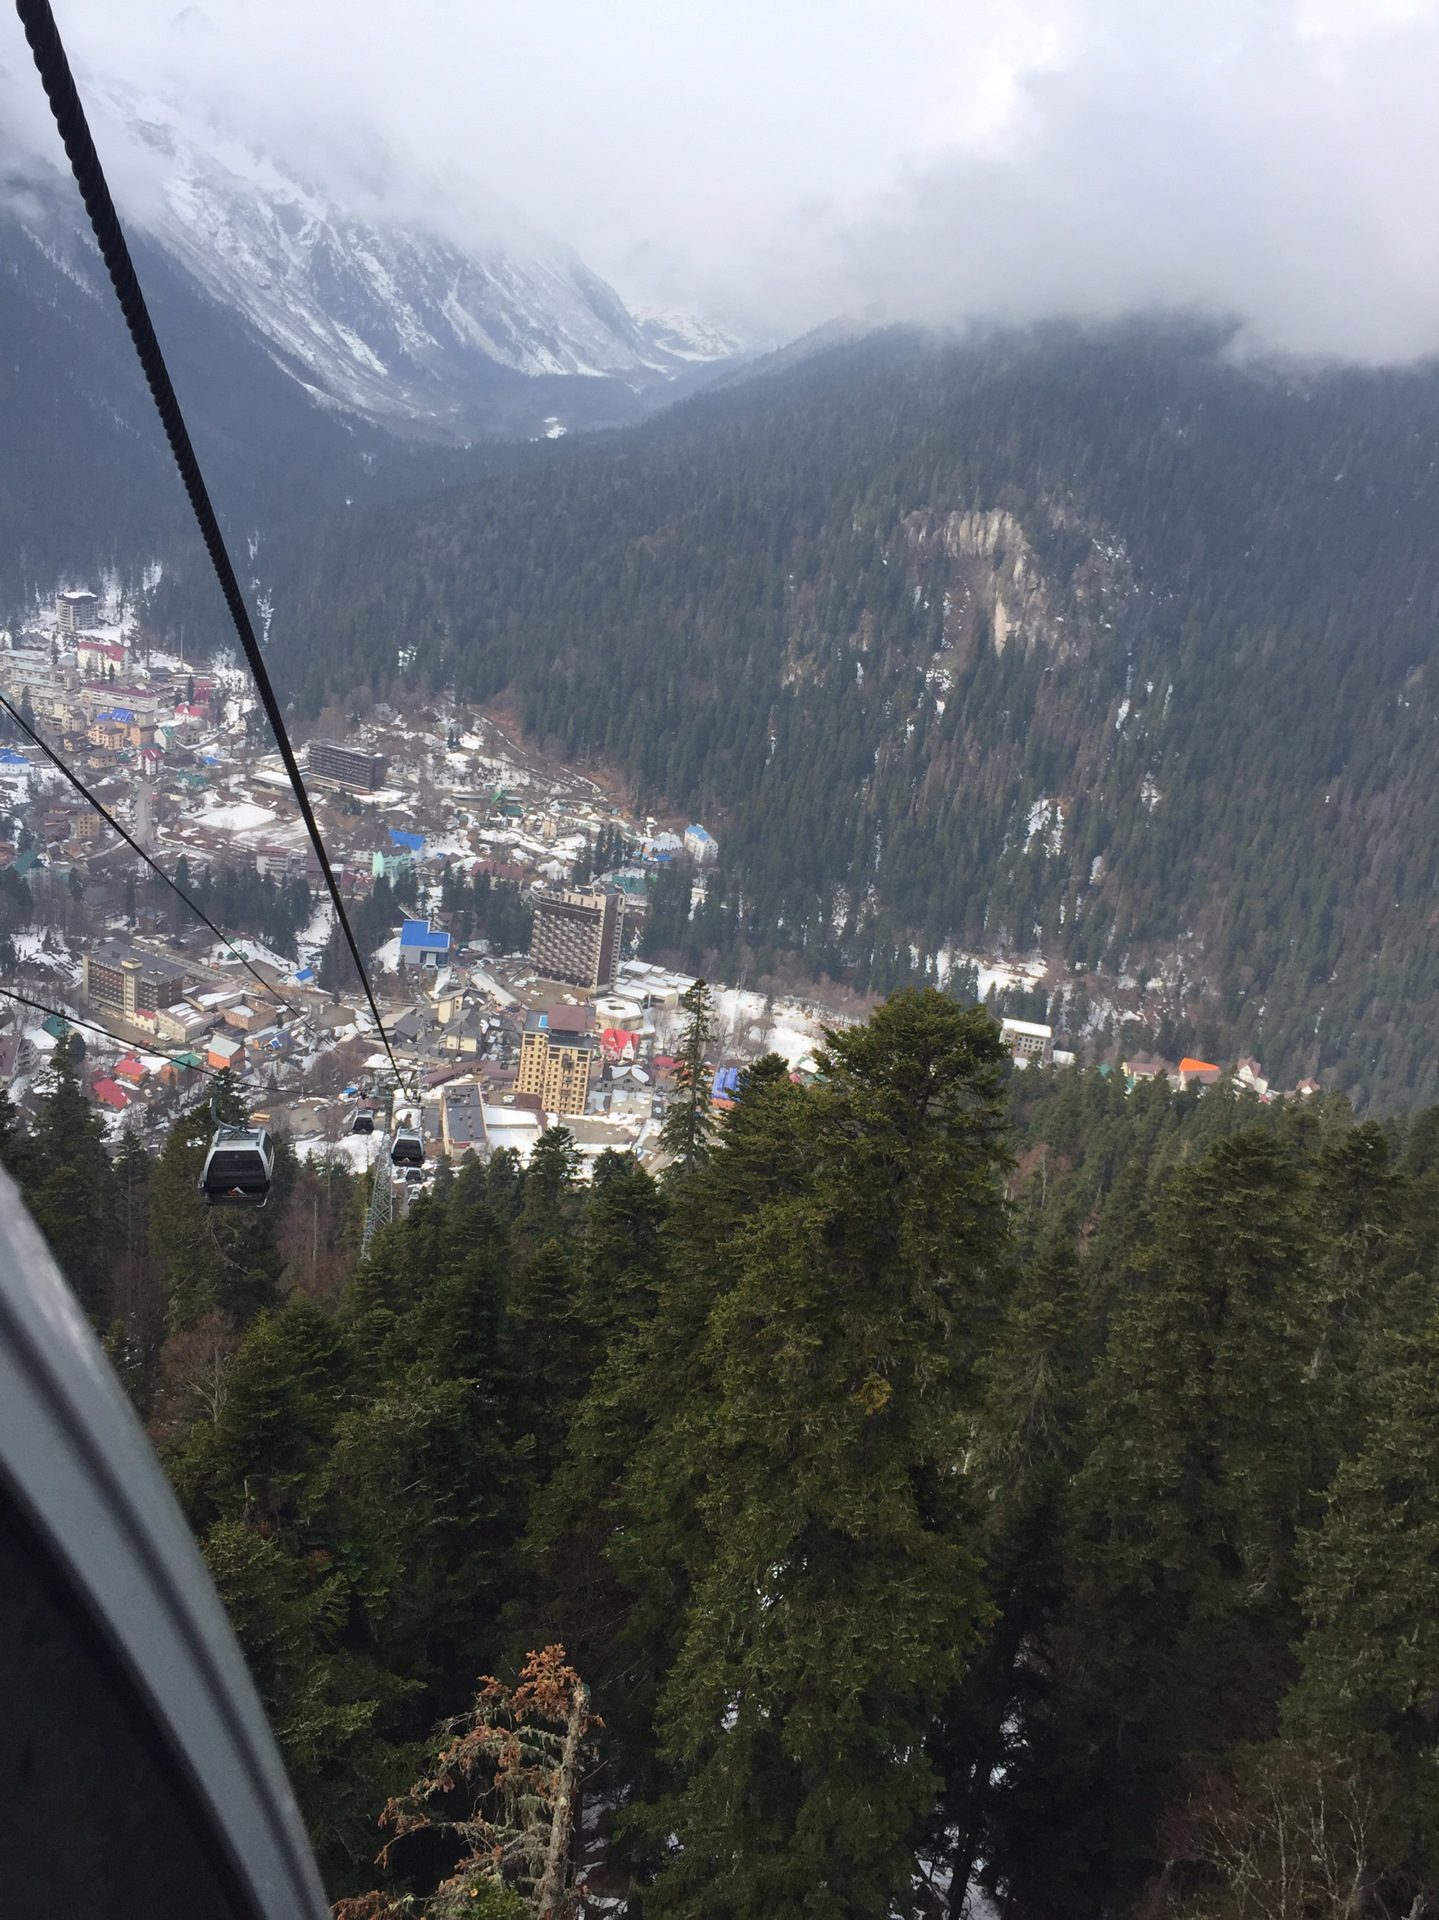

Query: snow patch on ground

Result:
[194,801,277,832]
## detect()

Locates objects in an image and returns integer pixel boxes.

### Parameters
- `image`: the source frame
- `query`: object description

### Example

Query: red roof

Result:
[92,1078,130,1108]
[112,1055,147,1083]
[1179,1056,1219,1073]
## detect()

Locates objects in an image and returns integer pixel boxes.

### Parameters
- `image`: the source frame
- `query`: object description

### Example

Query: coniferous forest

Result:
[13,997,1439,1920]
[255,321,1439,1108]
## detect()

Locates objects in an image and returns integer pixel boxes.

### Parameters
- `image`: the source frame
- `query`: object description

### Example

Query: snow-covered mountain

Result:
[98,100,747,440]
[0,90,756,594]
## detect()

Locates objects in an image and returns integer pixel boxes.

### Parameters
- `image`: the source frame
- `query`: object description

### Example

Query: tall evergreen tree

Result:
[1032,1131,1328,1917]
[622,990,1012,1920]
[659,979,717,1176]
[3,1034,119,1322]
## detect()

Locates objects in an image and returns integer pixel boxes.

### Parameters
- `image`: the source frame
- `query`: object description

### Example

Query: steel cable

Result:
[14,0,402,1084]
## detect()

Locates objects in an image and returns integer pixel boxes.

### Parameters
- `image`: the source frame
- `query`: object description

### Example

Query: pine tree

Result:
[518,1126,583,1242]
[626,990,1012,1920]
[930,1240,1088,1918]
[659,979,717,1176]
[3,1034,119,1322]
[1285,1315,1439,1885]
[1048,1130,1329,1916]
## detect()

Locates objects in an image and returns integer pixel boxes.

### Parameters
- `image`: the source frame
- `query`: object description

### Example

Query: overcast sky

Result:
[6,0,1439,360]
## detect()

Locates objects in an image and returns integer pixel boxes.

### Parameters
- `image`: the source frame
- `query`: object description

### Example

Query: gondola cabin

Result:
[350,1109,375,1135]
[391,1126,424,1168]
[198,1126,274,1207]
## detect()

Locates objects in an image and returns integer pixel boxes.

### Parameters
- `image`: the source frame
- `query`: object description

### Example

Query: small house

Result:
[206,1034,244,1073]
[399,919,452,970]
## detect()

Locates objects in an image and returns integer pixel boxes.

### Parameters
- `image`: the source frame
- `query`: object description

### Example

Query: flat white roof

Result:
[1000,1018,1053,1039]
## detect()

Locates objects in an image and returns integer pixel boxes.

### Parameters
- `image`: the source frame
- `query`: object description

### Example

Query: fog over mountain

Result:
[0,81,745,445]
[6,1,1439,363]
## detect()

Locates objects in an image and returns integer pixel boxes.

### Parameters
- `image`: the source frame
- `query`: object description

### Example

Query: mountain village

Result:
[0,588,839,1190]
[0,584,1324,1201]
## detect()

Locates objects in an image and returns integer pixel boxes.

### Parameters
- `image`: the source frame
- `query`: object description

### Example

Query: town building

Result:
[83,943,188,1030]
[1178,1056,1221,1089]
[683,824,718,864]
[305,739,387,792]
[529,888,621,993]
[441,1082,485,1156]
[0,1031,38,1078]
[480,1100,544,1164]
[1123,1055,1173,1088]
[206,1034,245,1073]
[55,590,99,634]
[87,717,129,753]
[399,919,452,970]
[516,1006,597,1116]
[155,1003,211,1044]
[1001,1017,1053,1065]
[76,638,126,677]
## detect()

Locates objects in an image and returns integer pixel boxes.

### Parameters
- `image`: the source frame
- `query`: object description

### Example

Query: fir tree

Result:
[3,1034,119,1321]
[625,990,1012,1920]
[659,979,717,1176]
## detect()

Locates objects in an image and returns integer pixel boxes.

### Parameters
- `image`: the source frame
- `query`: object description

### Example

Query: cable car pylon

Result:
[360,1134,393,1259]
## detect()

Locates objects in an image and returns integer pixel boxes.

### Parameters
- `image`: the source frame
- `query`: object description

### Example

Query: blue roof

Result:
[389,829,424,852]
[293,967,315,983]
[712,1066,742,1099]
[104,707,134,723]
[0,750,27,766]
[399,918,451,952]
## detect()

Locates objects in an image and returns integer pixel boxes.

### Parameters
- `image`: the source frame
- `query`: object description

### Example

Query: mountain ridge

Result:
[258,321,1439,1110]
[0,99,751,597]
[118,98,746,437]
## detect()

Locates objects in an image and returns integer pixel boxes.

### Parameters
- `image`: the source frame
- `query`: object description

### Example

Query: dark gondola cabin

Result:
[198,1126,274,1206]
[391,1127,424,1168]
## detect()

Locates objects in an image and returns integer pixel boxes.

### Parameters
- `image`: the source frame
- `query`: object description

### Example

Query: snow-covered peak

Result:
[74,91,747,437]
[633,306,752,364]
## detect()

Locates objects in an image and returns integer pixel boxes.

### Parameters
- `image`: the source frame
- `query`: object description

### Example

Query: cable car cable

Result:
[0,983,223,1075]
[14,0,403,1087]
[0,691,278,1002]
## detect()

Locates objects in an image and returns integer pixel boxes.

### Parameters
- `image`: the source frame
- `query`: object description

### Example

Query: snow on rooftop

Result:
[195,801,277,832]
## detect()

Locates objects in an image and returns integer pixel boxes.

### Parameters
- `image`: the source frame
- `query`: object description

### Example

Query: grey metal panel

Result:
[0,1164,329,1920]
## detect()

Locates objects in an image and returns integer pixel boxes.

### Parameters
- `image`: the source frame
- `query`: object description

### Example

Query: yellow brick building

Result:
[517,1010,596,1116]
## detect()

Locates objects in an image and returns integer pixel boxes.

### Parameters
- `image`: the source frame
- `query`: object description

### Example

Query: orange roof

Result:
[1179,1056,1219,1073]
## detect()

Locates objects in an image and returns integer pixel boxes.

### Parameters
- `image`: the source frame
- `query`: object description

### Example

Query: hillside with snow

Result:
[95,94,748,439]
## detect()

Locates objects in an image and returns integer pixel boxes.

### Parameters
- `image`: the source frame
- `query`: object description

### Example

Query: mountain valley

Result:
[255,322,1439,1109]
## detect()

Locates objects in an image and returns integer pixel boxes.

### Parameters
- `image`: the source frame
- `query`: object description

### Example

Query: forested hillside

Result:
[18,996,1439,1920]
[269,323,1439,1107]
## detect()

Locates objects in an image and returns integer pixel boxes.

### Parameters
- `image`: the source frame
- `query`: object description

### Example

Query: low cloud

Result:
[4,0,1439,361]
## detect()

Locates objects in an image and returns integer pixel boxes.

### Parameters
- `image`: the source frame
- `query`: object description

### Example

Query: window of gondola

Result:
[0,1485,246,1919]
